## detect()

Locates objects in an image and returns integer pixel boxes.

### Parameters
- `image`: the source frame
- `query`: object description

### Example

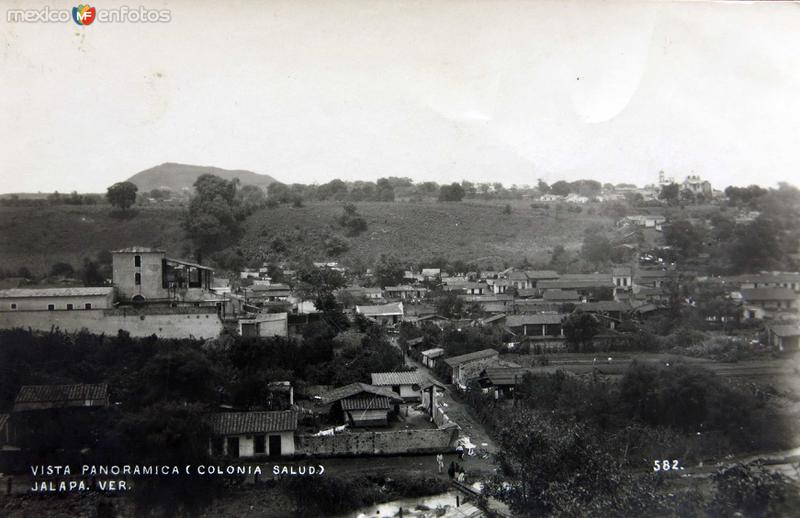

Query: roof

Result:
[740,288,797,301]
[356,303,404,316]
[371,371,425,386]
[538,277,614,289]
[543,290,580,301]
[251,283,291,292]
[577,301,631,313]
[319,383,401,405]
[421,268,441,275]
[0,413,8,431]
[14,383,108,411]
[207,411,297,435]
[612,267,632,276]
[480,313,507,324]
[481,367,533,386]
[0,287,114,298]
[340,396,391,411]
[385,285,426,292]
[421,347,445,358]
[406,336,425,346]
[524,270,560,280]
[506,314,564,327]
[166,257,214,272]
[444,348,499,367]
[113,247,164,253]
[508,271,529,281]
[768,324,800,338]
[731,272,800,284]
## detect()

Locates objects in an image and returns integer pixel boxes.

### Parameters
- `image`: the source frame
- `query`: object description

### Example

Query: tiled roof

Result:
[506,314,564,327]
[14,383,108,410]
[577,301,631,312]
[740,288,797,301]
[371,371,425,386]
[207,411,297,435]
[340,396,391,411]
[543,290,580,301]
[406,337,425,346]
[524,270,560,280]
[612,267,632,276]
[444,348,499,367]
[0,287,113,298]
[481,313,507,324]
[319,383,401,405]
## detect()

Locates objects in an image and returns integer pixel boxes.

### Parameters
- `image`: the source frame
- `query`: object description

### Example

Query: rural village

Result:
[0,168,799,518]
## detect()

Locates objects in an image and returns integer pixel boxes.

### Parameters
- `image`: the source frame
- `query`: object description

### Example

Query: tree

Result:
[106,181,138,210]
[537,179,550,194]
[438,183,465,202]
[183,174,242,255]
[664,219,704,258]
[659,183,680,206]
[550,180,571,196]
[373,254,405,287]
[375,178,395,201]
[582,233,613,265]
[562,312,600,352]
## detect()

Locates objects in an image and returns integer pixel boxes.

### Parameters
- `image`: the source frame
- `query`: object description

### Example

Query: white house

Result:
[208,411,297,458]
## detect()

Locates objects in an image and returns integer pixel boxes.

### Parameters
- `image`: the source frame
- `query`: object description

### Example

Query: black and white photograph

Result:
[1,1,799,517]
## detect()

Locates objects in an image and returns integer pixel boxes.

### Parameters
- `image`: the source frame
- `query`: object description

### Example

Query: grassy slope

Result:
[0,201,612,275]
[0,205,190,275]
[241,200,612,268]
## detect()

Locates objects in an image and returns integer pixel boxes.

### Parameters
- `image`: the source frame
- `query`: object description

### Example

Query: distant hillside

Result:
[126,163,278,193]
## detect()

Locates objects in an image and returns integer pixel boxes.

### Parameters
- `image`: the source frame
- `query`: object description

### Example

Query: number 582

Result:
[653,459,681,471]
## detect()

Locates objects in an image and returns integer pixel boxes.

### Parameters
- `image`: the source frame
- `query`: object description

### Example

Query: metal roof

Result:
[421,347,445,357]
[371,371,425,386]
[207,411,297,435]
[112,247,165,253]
[444,348,499,367]
[356,303,404,316]
[0,287,113,298]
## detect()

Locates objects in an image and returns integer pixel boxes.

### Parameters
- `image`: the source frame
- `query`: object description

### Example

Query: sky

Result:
[1,0,799,193]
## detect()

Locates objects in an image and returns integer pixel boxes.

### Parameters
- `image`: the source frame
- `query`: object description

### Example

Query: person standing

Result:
[436,453,444,474]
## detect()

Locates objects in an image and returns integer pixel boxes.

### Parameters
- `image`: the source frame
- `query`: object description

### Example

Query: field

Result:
[0,200,614,276]
[241,200,612,269]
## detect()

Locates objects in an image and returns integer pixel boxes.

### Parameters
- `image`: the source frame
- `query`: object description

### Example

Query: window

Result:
[10,303,17,310]
[134,255,141,267]
[135,272,141,285]
[84,303,92,310]
[47,304,55,311]
[66,304,74,311]
[254,435,266,454]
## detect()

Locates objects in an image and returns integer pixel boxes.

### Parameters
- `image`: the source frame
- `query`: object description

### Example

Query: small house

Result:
[767,324,800,351]
[443,349,500,386]
[356,302,404,325]
[317,383,403,427]
[208,410,297,458]
[371,371,425,401]
[420,347,445,368]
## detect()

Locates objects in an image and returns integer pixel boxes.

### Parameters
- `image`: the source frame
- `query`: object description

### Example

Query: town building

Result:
[505,314,565,337]
[356,302,404,325]
[316,383,403,427]
[420,347,445,369]
[443,349,500,386]
[208,411,297,458]
[371,371,425,401]
[0,287,114,312]
[767,323,800,351]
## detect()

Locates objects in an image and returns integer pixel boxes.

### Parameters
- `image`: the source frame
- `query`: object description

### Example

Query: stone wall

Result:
[0,307,223,339]
[296,427,459,457]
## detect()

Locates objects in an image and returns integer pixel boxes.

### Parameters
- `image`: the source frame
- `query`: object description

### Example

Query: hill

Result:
[0,205,190,275]
[240,200,611,269]
[0,201,611,276]
[126,163,278,194]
